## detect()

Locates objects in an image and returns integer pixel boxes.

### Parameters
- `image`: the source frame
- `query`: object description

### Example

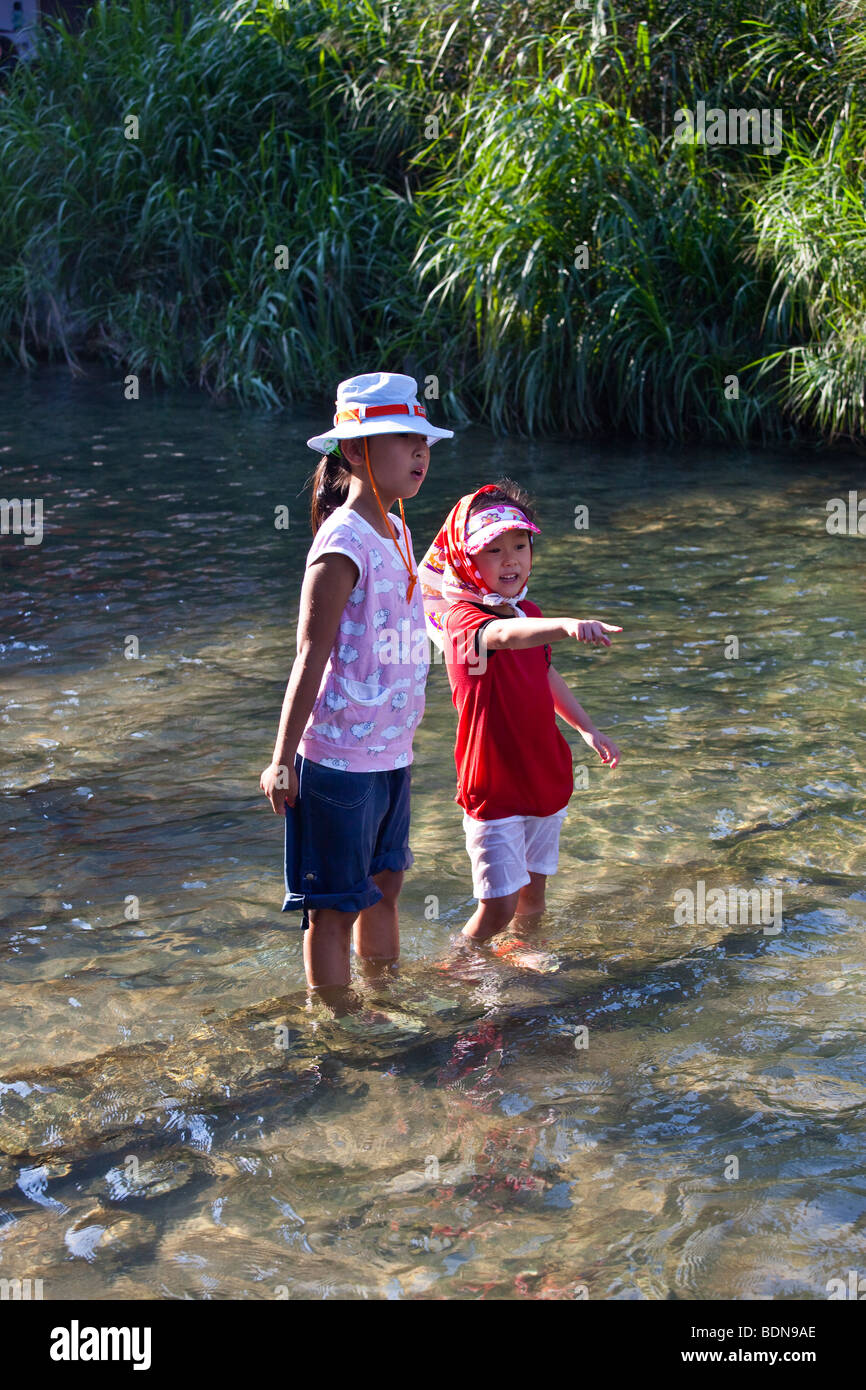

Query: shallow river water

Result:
[1,365,864,1299]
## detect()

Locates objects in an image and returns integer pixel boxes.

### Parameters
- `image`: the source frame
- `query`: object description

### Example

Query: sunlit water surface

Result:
[1,366,864,1300]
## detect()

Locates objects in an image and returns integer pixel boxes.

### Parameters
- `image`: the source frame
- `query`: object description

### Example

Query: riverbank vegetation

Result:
[0,0,862,442]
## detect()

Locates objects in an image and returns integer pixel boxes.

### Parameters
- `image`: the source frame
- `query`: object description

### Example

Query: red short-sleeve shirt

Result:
[442,598,574,821]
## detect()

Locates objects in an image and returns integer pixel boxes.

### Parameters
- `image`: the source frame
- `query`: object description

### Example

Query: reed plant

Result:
[0,0,418,402]
[0,0,861,440]
[405,80,776,440]
[747,115,866,440]
[731,1,866,440]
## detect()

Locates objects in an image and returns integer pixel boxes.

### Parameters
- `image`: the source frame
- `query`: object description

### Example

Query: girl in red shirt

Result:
[420,481,622,946]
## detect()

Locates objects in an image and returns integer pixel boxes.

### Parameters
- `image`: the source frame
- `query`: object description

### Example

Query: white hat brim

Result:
[307,417,454,453]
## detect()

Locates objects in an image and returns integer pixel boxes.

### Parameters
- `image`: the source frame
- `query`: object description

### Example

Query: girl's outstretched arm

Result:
[261,552,358,812]
[548,665,620,768]
[483,615,621,651]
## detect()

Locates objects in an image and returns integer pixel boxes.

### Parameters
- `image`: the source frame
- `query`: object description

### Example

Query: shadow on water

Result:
[3,872,865,1298]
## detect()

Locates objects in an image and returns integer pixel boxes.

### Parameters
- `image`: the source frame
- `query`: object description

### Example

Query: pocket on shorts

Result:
[303,758,376,810]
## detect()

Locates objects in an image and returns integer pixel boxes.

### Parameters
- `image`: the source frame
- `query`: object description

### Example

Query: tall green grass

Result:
[0,0,861,440]
[0,0,419,403]
[741,6,866,440]
[406,80,772,440]
[748,117,866,440]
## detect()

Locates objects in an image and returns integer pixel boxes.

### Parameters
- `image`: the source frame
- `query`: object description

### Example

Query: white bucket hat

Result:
[306,371,454,454]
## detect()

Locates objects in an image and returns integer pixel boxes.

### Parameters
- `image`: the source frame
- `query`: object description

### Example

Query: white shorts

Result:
[462,808,568,901]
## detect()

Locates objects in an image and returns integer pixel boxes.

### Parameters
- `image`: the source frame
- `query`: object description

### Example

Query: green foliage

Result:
[406,83,769,439]
[0,0,416,401]
[0,0,861,440]
[748,113,866,439]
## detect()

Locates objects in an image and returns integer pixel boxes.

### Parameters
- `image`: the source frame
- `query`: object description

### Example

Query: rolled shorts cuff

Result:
[370,847,414,876]
[281,882,384,916]
[478,872,532,901]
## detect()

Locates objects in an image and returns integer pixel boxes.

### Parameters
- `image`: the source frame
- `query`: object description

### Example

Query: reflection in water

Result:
[1,366,865,1298]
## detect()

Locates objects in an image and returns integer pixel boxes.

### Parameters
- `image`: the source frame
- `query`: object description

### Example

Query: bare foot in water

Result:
[489,936,560,973]
[431,932,486,975]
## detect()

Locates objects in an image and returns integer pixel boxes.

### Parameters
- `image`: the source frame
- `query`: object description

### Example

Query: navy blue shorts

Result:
[282,754,413,926]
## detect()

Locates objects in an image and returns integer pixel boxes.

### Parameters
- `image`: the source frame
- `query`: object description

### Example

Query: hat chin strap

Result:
[362,437,417,602]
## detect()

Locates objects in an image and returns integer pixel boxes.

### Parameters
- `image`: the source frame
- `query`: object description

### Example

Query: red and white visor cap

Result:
[464,503,540,555]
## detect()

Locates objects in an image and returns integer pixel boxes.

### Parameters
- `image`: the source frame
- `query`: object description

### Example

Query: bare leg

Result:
[304,906,355,992]
[493,872,559,971]
[354,868,402,974]
[515,871,547,920]
[462,891,519,944]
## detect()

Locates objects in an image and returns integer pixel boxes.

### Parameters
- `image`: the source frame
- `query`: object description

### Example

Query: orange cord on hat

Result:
[362,437,417,602]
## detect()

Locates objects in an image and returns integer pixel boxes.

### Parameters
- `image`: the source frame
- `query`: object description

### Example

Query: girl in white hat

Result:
[260,372,453,1001]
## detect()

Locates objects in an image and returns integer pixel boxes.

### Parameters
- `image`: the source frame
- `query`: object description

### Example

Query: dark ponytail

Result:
[310,449,351,534]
